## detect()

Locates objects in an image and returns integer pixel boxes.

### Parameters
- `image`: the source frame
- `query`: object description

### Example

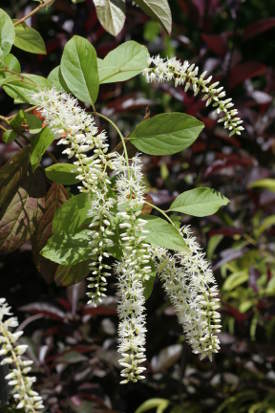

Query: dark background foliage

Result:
[0,0,275,412]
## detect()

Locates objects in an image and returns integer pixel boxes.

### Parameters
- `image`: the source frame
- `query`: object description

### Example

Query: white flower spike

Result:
[144,55,244,136]
[0,297,44,412]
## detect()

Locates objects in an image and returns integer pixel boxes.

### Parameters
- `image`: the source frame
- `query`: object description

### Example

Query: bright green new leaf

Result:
[98,41,149,83]
[134,0,172,35]
[45,163,79,185]
[130,113,204,155]
[143,216,187,252]
[14,23,46,54]
[249,178,275,193]
[60,35,99,105]
[41,229,91,265]
[30,127,55,170]
[135,398,170,413]
[94,0,126,36]
[0,9,15,58]
[3,73,49,103]
[223,271,249,291]
[169,187,229,217]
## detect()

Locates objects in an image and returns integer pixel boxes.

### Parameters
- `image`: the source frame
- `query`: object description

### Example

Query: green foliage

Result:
[98,41,149,84]
[143,215,187,251]
[134,0,172,34]
[130,113,204,155]
[3,73,49,103]
[60,35,99,105]
[135,398,170,413]
[30,127,55,170]
[169,187,230,217]
[93,0,126,37]
[45,163,79,185]
[0,9,15,58]
[14,23,46,54]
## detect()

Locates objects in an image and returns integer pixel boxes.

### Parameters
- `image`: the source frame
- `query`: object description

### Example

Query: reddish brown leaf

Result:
[0,168,46,253]
[32,182,68,282]
[244,17,275,41]
[201,33,228,56]
[229,61,267,89]
[0,146,30,219]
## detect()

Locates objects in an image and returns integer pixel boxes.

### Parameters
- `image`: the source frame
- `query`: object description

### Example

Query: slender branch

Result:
[144,200,177,229]
[92,111,129,166]
[14,0,55,26]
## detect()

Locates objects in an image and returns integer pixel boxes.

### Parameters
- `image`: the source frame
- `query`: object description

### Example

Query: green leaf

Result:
[14,23,46,54]
[255,215,275,238]
[41,229,91,265]
[94,0,126,36]
[38,192,92,265]
[223,271,249,291]
[48,65,69,91]
[0,53,21,85]
[143,272,156,300]
[52,192,91,234]
[134,0,172,35]
[98,40,149,84]
[130,113,204,155]
[30,127,55,170]
[10,110,42,134]
[0,9,15,58]
[169,187,229,217]
[60,35,99,105]
[45,163,79,185]
[2,130,17,143]
[249,178,275,193]
[207,234,223,259]
[3,73,49,103]
[135,398,170,413]
[143,215,187,252]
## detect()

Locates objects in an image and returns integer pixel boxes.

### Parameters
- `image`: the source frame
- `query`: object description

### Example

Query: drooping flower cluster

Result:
[32,89,115,305]
[144,55,244,136]
[113,155,152,383]
[155,226,221,360]
[31,87,224,384]
[0,298,44,412]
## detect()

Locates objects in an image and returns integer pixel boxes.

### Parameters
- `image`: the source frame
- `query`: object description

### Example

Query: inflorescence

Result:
[0,298,44,412]
[29,79,229,385]
[144,55,244,136]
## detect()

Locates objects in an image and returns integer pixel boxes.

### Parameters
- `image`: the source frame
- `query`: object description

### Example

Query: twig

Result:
[14,0,55,26]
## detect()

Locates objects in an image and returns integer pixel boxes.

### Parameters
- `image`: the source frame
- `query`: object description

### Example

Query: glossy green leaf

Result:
[41,229,91,265]
[98,41,149,83]
[14,23,46,54]
[3,73,49,103]
[45,163,79,185]
[0,9,15,58]
[169,187,229,217]
[130,113,204,155]
[134,0,172,34]
[30,127,55,170]
[94,0,126,36]
[60,35,99,105]
[249,178,275,193]
[143,215,187,252]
